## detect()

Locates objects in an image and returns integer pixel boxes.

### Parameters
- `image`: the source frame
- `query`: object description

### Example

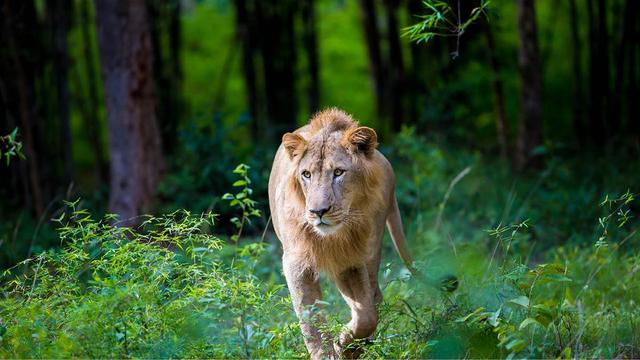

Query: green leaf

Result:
[505,339,526,352]
[508,296,530,308]
[233,180,247,187]
[222,193,234,200]
[456,307,485,322]
[519,317,541,330]
[487,307,501,327]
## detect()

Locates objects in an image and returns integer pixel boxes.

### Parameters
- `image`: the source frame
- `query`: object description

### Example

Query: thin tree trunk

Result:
[586,0,605,146]
[384,0,405,132]
[301,0,320,114]
[2,0,45,216]
[50,0,73,186]
[256,1,298,141]
[96,0,163,226]
[569,0,584,146]
[613,0,634,137]
[484,23,509,160]
[515,0,543,170]
[597,0,612,138]
[168,0,181,147]
[406,0,428,125]
[358,0,386,123]
[628,6,639,143]
[80,0,108,184]
[234,0,261,138]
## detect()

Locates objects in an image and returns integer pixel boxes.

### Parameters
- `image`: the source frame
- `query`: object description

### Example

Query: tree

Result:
[0,0,46,216]
[384,0,405,131]
[49,0,73,186]
[358,0,386,124]
[568,0,584,146]
[233,0,261,135]
[79,0,108,184]
[515,0,543,169]
[147,0,182,155]
[95,0,163,226]
[484,22,509,160]
[301,0,320,114]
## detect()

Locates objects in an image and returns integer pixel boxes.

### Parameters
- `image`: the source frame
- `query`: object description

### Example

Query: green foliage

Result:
[0,128,25,166]
[404,0,490,56]
[0,204,301,358]
[222,164,262,243]
[2,134,639,358]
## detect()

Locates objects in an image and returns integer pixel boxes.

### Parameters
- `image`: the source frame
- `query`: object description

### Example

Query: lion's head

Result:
[281,109,381,237]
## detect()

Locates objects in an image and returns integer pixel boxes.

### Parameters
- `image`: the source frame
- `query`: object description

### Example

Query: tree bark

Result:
[613,0,635,138]
[484,23,509,160]
[586,0,606,146]
[147,0,181,155]
[234,0,261,138]
[80,0,108,184]
[515,0,543,170]
[358,0,386,123]
[301,0,320,114]
[384,0,405,132]
[596,0,612,138]
[569,0,584,146]
[1,0,45,216]
[49,0,73,187]
[96,0,163,226]
[255,1,298,141]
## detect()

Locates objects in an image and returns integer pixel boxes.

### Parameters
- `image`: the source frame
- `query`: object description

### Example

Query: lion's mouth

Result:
[311,219,340,235]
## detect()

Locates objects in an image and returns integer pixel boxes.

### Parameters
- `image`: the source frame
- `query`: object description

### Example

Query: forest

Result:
[0,0,639,358]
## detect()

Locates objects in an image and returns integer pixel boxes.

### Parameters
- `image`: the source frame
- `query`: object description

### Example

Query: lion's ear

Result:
[282,132,307,160]
[343,126,378,157]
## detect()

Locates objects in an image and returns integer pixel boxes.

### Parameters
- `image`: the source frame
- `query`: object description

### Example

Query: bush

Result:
[2,141,639,358]
[0,203,303,358]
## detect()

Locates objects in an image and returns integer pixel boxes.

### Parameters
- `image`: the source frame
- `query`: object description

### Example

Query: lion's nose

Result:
[309,206,331,218]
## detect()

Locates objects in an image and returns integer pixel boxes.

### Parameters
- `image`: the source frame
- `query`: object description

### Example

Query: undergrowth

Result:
[1,130,639,358]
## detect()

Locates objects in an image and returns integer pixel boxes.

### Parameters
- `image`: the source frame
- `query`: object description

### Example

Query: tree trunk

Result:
[569,0,584,146]
[256,1,298,141]
[1,0,45,216]
[147,0,181,155]
[49,0,73,187]
[80,0,108,184]
[168,0,182,148]
[613,0,635,139]
[96,0,163,226]
[515,0,543,170]
[301,0,320,114]
[484,23,509,160]
[596,0,612,138]
[358,0,386,123]
[234,0,261,138]
[586,0,605,146]
[384,0,405,132]
[628,4,639,143]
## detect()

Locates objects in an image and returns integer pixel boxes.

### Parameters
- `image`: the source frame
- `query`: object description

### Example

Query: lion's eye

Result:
[302,170,311,179]
[333,169,345,177]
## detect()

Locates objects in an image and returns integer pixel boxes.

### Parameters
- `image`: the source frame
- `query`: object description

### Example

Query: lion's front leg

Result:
[335,265,378,359]
[283,255,336,360]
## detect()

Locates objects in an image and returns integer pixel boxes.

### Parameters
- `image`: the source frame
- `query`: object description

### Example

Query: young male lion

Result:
[268,108,415,359]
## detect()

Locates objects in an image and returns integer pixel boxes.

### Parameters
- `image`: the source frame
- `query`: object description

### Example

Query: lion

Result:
[268,108,418,359]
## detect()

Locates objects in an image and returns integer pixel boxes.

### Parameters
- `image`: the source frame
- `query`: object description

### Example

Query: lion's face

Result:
[282,126,378,236]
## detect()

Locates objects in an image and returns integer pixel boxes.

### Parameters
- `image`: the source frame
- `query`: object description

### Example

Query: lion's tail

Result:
[386,193,419,277]
[386,194,459,292]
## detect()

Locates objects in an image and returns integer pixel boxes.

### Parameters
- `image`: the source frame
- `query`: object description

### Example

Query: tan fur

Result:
[268,108,414,359]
